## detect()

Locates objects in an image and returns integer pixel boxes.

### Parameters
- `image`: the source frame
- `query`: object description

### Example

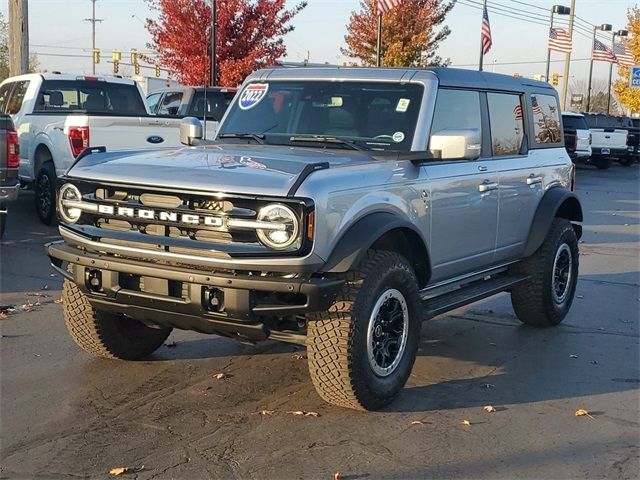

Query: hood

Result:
[68,144,375,196]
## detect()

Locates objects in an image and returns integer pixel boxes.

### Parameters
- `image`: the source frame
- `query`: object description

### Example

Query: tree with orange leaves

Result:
[145,0,306,87]
[343,0,455,67]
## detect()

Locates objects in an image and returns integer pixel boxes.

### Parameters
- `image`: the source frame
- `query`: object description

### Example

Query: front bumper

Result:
[47,241,343,343]
[0,182,20,203]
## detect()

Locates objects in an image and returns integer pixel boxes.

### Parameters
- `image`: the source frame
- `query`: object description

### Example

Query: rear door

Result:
[424,88,499,282]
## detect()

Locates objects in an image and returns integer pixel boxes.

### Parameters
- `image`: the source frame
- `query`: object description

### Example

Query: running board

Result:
[422,273,528,319]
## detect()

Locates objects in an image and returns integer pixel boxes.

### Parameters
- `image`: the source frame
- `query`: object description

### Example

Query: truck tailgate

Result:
[65,115,183,151]
[591,129,627,149]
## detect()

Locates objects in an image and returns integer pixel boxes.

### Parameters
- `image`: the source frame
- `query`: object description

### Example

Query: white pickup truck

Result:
[582,113,629,170]
[0,73,196,223]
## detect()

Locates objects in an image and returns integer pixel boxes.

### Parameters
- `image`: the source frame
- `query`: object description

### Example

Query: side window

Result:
[146,92,163,114]
[532,94,562,144]
[487,93,525,156]
[430,89,482,160]
[0,83,14,113]
[6,81,30,115]
[157,91,183,115]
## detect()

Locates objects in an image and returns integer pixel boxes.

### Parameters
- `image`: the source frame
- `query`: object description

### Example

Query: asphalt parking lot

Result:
[1,164,638,480]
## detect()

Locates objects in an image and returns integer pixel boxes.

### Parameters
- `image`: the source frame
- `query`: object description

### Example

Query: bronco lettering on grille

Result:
[97,204,223,227]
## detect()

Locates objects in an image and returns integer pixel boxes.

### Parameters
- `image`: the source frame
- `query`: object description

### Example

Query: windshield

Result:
[218,80,424,151]
[562,115,588,130]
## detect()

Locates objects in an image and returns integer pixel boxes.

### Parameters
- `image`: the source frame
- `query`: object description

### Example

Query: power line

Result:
[451,58,592,67]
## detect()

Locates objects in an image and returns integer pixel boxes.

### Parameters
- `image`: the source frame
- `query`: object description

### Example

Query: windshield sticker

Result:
[392,131,405,143]
[239,83,269,110]
[396,98,410,112]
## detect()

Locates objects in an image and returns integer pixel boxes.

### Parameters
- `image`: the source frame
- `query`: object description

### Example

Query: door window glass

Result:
[146,92,163,114]
[487,93,525,156]
[157,91,183,115]
[532,94,562,144]
[430,89,482,134]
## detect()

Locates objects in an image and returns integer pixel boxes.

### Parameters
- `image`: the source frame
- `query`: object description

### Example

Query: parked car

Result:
[562,112,591,162]
[582,113,628,170]
[146,86,236,137]
[48,67,582,411]
[0,73,187,224]
[611,116,640,167]
[0,114,20,238]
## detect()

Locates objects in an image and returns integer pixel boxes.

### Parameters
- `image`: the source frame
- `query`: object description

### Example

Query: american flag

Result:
[548,28,573,53]
[532,97,543,116]
[481,6,492,55]
[614,42,634,67]
[592,39,618,63]
[514,104,523,120]
[377,0,401,13]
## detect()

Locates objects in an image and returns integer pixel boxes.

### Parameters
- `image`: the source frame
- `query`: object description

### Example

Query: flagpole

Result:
[479,0,487,71]
[607,31,619,114]
[545,8,556,82]
[376,12,382,67]
[586,26,596,112]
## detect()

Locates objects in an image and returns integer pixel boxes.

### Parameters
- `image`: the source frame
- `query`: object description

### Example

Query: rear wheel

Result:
[619,157,635,167]
[63,276,172,360]
[306,250,422,411]
[35,161,56,225]
[510,218,579,327]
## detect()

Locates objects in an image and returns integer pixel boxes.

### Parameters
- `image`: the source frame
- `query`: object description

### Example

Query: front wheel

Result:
[63,277,172,360]
[306,250,423,411]
[594,156,612,170]
[510,218,579,327]
[35,162,57,225]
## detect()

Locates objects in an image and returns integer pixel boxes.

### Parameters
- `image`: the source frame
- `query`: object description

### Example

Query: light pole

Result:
[607,29,628,114]
[586,23,613,112]
[545,5,571,82]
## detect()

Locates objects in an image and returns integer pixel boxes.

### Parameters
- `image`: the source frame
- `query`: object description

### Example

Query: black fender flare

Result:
[522,187,583,258]
[322,212,430,283]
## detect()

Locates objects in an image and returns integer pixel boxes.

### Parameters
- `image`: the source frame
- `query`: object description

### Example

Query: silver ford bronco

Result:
[48,67,582,411]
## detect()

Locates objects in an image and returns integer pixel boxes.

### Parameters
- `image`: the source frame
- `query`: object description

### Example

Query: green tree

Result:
[342,0,455,67]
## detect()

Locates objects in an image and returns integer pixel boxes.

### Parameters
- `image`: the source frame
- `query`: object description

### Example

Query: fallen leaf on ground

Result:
[291,353,307,360]
[164,341,178,348]
[575,409,594,419]
[109,467,128,476]
[213,373,227,380]
[569,354,578,358]
[484,383,495,389]
[334,473,342,480]
[54,298,63,304]
[253,410,274,416]
[0,312,6,320]
[462,420,471,426]
[410,420,425,425]
[288,410,320,417]
[41,284,49,290]
[483,405,496,413]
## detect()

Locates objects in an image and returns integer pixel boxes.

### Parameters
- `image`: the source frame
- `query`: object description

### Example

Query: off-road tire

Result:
[510,218,579,327]
[63,277,172,360]
[35,161,56,225]
[306,250,422,411]
[594,156,612,170]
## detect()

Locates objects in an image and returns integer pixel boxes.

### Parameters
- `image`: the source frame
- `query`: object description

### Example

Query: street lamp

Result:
[607,29,629,114]
[545,5,571,82]
[586,24,613,112]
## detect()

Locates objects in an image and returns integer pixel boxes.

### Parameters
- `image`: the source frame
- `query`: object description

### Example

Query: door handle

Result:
[478,182,499,193]
[526,176,543,185]
[478,165,488,172]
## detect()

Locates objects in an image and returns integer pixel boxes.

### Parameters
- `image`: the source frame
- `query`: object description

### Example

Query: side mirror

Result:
[180,117,203,146]
[429,128,482,160]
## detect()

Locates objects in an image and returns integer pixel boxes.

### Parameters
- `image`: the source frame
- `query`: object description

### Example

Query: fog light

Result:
[203,287,224,313]
[86,269,102,292]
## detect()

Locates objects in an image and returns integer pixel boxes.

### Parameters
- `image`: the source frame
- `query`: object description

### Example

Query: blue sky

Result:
[2,0,634,90]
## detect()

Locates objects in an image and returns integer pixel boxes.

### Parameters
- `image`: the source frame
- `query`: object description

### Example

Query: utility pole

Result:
[8,0,29,76]
[84,0,103,74]
[560,0,576,109]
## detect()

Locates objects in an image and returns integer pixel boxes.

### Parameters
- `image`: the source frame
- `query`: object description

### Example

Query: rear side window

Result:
[487,93,525,156]
[0,83,13,113]
[562,115,588,131]
[532,94,562,144]
[157,91,183,115]
[34,80,147,115]
[5,81,30,114]
[188,90,236,121]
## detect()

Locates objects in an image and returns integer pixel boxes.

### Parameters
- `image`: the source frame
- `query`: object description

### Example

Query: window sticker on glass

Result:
[396,98,410,112]
[239,83,269,110]
[392,131,405,143]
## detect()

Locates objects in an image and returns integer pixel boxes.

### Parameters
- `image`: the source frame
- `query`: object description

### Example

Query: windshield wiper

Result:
[218,133,265,144]
[289,135,366,151]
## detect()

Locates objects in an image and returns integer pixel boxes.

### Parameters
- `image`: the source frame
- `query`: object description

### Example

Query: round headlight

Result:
[256,204,299,249]
[58,183,82,223]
